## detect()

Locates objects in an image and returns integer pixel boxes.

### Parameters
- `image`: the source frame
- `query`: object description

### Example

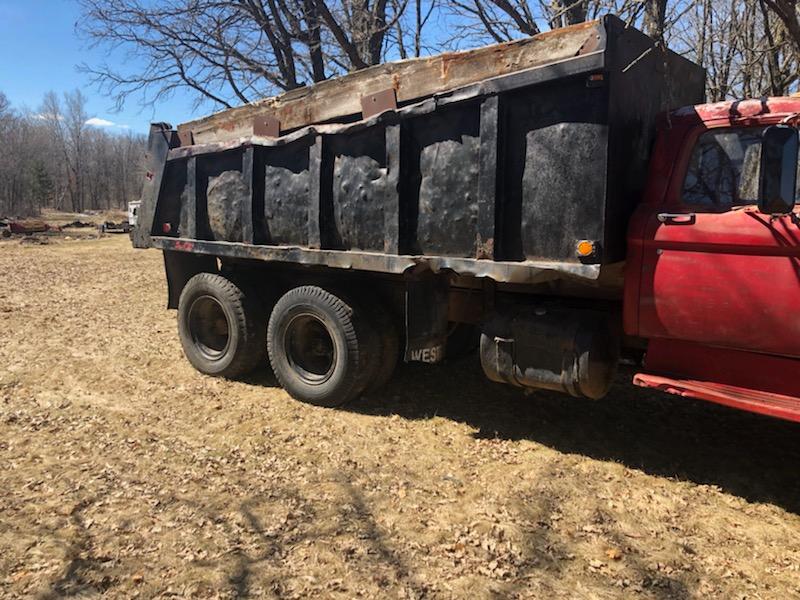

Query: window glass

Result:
[681,127,765,210]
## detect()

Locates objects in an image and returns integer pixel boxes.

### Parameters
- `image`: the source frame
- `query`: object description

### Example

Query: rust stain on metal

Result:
[476,236,494,260]
[253,115,281,137]
[9,220,50,234]
[360,89,397,119]
[177,129,194,147]
[535,19,598,42]
[179,19,601,143]
[174,240,195,252]
[441,55,454,81]
[577,32,603,56]
[152,236,601,283]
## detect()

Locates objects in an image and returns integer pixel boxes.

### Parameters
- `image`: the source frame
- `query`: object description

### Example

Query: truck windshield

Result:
[682,127,768,210]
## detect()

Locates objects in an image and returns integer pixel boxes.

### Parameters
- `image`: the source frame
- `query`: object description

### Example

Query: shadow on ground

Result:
[334,354,800,515]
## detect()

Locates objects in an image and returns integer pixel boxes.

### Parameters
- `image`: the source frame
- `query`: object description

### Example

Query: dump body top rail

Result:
[178,21,604,144]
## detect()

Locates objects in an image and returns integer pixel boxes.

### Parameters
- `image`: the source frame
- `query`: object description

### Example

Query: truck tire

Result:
[267,286,379,407]
[177,273,266,378]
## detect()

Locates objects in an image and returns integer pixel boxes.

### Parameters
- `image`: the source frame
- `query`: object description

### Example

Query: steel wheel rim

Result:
[188,295,231,360]
[284,313,336,384]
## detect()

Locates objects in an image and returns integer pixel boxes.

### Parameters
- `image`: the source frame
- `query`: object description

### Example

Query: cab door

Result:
[636,125,800,358]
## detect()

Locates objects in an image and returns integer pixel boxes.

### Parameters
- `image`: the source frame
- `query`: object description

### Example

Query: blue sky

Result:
[0,0,199,133]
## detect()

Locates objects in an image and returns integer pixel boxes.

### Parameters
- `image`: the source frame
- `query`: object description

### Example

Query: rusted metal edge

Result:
[361,88,397,119]
[150,237,602,283]
[177,19,604,136]
[165,51,607,160]
[253,115,280,137]
[177,129,194,147]
[577,25,605,56]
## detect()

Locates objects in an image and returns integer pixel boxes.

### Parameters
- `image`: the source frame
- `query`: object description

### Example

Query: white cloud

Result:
[85,117,132,130]
[34,112,63,121]
[85,117,116,127]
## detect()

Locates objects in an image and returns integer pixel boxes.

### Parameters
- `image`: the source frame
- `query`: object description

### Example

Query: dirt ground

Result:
[1,235,800,600]
[37,208,129,225]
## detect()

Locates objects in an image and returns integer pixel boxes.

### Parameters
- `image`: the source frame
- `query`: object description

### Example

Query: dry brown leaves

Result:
[1,235,800,599]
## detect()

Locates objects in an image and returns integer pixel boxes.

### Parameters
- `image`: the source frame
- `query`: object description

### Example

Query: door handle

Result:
[657,213,696,225]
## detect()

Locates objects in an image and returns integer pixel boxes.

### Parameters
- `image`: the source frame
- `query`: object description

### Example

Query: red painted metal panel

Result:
[636,338,800,422]
[623,110,696,337]
[644,338,800,399]
[625,98,800,422]
[627,97,800,359]
[639,208,800,357]
[633,373,800,423]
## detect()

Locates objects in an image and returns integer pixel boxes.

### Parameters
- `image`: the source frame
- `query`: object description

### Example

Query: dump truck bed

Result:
[134,16,705,286]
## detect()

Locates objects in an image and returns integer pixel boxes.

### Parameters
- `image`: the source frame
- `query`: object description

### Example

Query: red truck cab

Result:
[626,98,800,421]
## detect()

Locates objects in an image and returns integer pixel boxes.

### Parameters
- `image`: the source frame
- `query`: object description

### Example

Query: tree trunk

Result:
[643,0,668,41]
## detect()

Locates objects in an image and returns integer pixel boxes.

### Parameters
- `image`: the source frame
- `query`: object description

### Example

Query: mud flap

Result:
[163,250,218,309]
[404,269,449,363]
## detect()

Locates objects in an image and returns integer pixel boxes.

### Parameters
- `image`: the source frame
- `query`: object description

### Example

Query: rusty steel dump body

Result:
[134,16,704,288]
[176,20,609,145]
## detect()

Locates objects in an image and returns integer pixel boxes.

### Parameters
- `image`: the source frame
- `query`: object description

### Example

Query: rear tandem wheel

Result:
[267,285,384,407]
[177,273,266,379]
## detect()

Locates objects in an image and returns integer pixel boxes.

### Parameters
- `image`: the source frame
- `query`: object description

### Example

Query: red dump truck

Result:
[133,16,800,422]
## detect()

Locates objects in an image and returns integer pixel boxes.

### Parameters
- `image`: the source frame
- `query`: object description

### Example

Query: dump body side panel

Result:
[498,78,609,262]
[136,16,705,291]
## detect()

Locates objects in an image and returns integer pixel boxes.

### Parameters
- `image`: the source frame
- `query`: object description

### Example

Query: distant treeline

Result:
[0,90,146,218]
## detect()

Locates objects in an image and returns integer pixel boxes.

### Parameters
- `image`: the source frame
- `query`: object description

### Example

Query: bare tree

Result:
[41,91,91,213]
[78,0,410,112]
[549,0,588,28]
[76,0,800,117]
[760,0,800,55]
[0,92,9,118]
[669,0,799,100]
[79,0,302,109]
[442,0,649,46]
[643,0,668,40]
[0,91,145,218]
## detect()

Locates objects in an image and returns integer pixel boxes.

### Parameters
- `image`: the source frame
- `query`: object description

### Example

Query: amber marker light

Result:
[576,240,595,258]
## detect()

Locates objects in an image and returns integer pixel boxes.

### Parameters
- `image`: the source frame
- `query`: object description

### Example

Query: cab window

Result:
[681,127,764,210]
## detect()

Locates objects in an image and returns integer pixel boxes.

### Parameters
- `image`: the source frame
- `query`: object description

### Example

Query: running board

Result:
[633,373,800,423]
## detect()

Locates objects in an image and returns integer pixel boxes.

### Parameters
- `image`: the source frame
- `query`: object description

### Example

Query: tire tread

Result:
[178,272,265,378]
[267,285,378,406]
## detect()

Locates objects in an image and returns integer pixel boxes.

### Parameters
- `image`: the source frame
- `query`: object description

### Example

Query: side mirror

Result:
[758,125,798,215]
